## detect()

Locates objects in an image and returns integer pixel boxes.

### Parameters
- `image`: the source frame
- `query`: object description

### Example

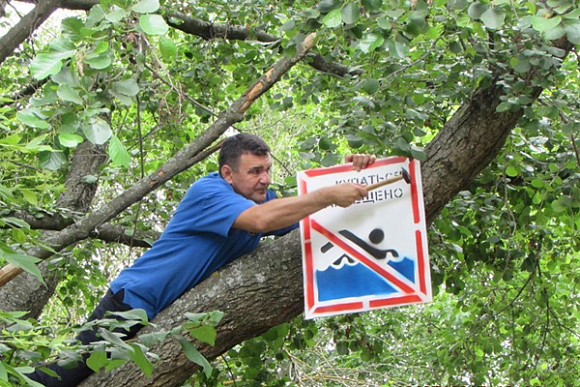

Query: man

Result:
[28,133,375,386]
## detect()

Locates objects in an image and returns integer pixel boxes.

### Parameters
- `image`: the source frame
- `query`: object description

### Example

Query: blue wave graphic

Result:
[388,257,415,282]
[316,263,396,301]
[316,257,416,302]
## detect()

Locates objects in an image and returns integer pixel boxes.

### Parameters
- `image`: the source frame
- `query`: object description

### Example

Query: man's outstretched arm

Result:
[234,154,376,233]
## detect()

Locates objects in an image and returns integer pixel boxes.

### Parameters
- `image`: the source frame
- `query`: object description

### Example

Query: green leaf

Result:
[49,36,76,53]
[358,33,384,53]
[57,84,83,105]
[480,8,506,29]
[317,0,338,13]
[61,17,84,38]
[467,2,488,19]
[131,0,160,13]
[30,53,66,80]
[109,308,148,323]
[321,154,340,166]
[531,15,562,32]
[58,133,84,147]
[322,9,342,28]
[39,151,67,171]
[84,52,112,70]
[99,329,132,350]
[139,14,169,35]
[358,78,380,94]
[564,20,580,44]
[159,36,177,61]
[105,6,128,23]
[52,66,80,87]
[20,190,38,205]
[29,38,76,80]
[543,24,566,40]
[496,101,513,112]
[25,134,51,152]
[410,147,426,161]
[2,217,30,228]
[83,118,112,145]
[189,325,217,346]
[506,165,518,177]
[105,359,127,372]
[0,362,7,381]
[139,331,168,347]
[178,337,212,378]
[86,351,108,372]
[4,251,44,284]
[386,38,408,59]
[128,344,153,376]
[17,109,49,129]
[346,134,364,148]
[281,20,296,31]
[377,16,391,30]
[341,2,360,25]
[352,96,375,109]
[113,78,140,97]
[396,137,411,152]
[108,135,131,167]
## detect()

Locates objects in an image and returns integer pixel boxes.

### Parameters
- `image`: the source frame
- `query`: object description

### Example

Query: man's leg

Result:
[26,289,142,387]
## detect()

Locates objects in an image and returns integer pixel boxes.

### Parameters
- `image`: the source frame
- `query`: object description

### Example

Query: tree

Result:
[1,0,580,386]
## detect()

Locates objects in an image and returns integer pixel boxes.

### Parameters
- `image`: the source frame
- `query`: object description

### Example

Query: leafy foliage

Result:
[1,0,580,385]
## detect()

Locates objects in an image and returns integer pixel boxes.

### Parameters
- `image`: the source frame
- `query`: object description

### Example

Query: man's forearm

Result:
[234,183,367,233]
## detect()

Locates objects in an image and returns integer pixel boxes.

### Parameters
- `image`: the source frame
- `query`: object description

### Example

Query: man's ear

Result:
[221,164,234,184]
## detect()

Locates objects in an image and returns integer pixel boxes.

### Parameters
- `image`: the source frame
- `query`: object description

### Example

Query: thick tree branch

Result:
[0,0,61,64]
[1,210,159,247]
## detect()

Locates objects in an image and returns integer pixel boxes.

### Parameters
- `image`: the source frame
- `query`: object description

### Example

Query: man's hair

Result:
[218,133,270,174]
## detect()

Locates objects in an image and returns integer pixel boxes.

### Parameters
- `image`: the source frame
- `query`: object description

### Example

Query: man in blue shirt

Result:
[28,133,375,386]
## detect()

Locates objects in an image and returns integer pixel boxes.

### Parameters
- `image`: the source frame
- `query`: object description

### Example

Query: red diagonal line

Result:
[311,219,415,294]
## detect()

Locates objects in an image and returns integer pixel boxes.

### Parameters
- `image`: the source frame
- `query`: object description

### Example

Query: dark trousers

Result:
[26,289,143,387]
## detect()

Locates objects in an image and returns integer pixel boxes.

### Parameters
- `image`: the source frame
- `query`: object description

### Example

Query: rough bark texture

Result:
[422,82,533,222]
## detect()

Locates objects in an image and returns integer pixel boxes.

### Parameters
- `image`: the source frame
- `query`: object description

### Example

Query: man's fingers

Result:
[349,154,376,171]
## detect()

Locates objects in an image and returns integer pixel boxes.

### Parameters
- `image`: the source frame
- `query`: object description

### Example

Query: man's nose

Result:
[259,171,270,184]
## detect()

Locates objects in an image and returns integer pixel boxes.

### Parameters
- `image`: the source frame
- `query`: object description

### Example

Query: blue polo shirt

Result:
[110,172,297,320]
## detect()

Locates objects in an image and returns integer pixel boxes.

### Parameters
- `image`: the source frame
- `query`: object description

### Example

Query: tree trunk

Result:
[0,141,106,318]
[80,75,542,386]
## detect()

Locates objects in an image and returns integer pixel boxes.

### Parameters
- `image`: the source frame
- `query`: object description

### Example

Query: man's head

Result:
[218,133,270,172]
[219,133,272,203]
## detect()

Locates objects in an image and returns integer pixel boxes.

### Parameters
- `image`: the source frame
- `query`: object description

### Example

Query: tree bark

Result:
[0,0,61,64]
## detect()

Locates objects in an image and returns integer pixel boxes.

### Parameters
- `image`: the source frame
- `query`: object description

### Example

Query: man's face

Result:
[222,153,272,203]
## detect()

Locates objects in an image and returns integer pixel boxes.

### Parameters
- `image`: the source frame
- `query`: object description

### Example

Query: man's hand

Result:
[345,154,377,172]
[326,183,368,208]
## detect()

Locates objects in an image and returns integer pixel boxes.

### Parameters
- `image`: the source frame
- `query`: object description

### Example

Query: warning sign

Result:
[297,157,431,319]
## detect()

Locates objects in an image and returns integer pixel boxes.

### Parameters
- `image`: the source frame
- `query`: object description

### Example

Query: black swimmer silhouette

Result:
[321,228,399,266]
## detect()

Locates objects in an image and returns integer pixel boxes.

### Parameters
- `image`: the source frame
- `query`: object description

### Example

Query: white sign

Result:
[297,157,431,319]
